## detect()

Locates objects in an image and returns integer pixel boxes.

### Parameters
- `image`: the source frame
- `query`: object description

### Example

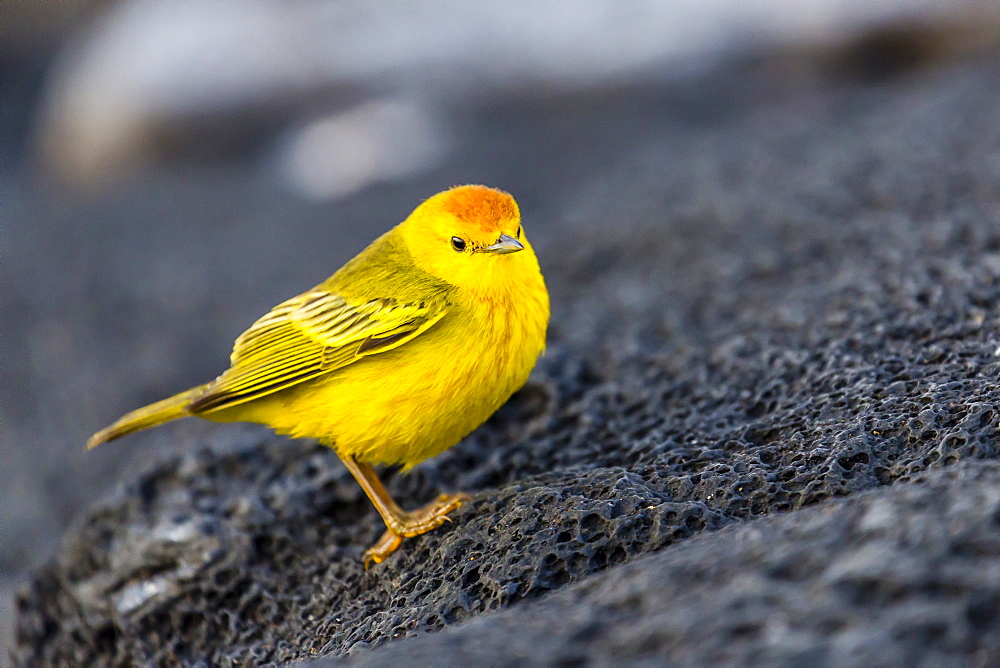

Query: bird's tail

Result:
[86,384,208,449]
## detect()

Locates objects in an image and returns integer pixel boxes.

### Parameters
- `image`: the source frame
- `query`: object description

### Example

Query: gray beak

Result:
[483,233,524,254]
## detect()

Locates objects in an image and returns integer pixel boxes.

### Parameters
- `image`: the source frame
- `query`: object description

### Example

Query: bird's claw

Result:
[363,492,471,567]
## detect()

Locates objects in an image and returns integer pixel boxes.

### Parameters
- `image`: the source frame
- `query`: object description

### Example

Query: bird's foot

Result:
[363,493,471,568]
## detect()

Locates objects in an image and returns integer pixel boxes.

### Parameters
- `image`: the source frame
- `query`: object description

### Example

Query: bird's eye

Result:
[516,226,521,239]
[451,236,467,252]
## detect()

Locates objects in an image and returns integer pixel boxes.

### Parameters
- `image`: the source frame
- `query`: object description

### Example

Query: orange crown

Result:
[430,185,519,234]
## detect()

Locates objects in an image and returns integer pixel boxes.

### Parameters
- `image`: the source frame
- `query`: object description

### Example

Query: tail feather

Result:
[86,385,208,449]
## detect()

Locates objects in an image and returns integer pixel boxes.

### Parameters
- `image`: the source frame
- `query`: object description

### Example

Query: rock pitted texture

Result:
[13,53,1000,664]
[344,460,1000,666]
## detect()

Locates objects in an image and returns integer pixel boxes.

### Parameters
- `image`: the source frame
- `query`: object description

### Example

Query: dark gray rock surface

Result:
[11,47,1000,664]
[342,460,1000,666]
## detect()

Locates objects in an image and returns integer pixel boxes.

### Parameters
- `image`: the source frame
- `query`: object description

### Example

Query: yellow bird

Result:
[88,185,549,566]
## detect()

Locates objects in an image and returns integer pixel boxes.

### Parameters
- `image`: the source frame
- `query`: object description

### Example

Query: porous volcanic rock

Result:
[341,460,1000,666]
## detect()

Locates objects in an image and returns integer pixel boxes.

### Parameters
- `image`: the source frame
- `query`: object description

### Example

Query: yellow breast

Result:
[223,273,549,468]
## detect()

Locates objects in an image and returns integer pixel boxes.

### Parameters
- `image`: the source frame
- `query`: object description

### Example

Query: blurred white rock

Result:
[276,99,445,200]
[33,0,997,195]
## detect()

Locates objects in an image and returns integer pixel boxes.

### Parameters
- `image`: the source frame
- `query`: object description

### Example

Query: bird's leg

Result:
[340,455,470,568]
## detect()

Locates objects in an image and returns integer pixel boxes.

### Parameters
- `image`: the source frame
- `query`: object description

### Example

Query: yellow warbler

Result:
[88,185,549,565]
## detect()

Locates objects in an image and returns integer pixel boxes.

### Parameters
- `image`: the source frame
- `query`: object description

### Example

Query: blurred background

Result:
[4,0,1000,652]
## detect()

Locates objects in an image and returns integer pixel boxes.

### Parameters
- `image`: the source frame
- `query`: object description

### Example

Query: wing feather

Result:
[188,290,447,413]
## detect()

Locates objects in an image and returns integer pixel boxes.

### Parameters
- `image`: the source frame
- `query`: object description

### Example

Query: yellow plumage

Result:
[88,185,549,565]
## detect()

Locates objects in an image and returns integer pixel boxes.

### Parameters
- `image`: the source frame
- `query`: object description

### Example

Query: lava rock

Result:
[340,460,1000,666]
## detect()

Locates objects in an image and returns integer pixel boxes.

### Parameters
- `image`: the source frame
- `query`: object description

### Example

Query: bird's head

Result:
[399,185,540,294]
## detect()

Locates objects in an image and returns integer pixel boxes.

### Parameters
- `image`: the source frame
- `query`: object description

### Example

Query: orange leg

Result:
[340,455,470,568]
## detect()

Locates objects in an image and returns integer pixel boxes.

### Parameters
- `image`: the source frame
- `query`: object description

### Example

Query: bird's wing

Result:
[188,289,448,413]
